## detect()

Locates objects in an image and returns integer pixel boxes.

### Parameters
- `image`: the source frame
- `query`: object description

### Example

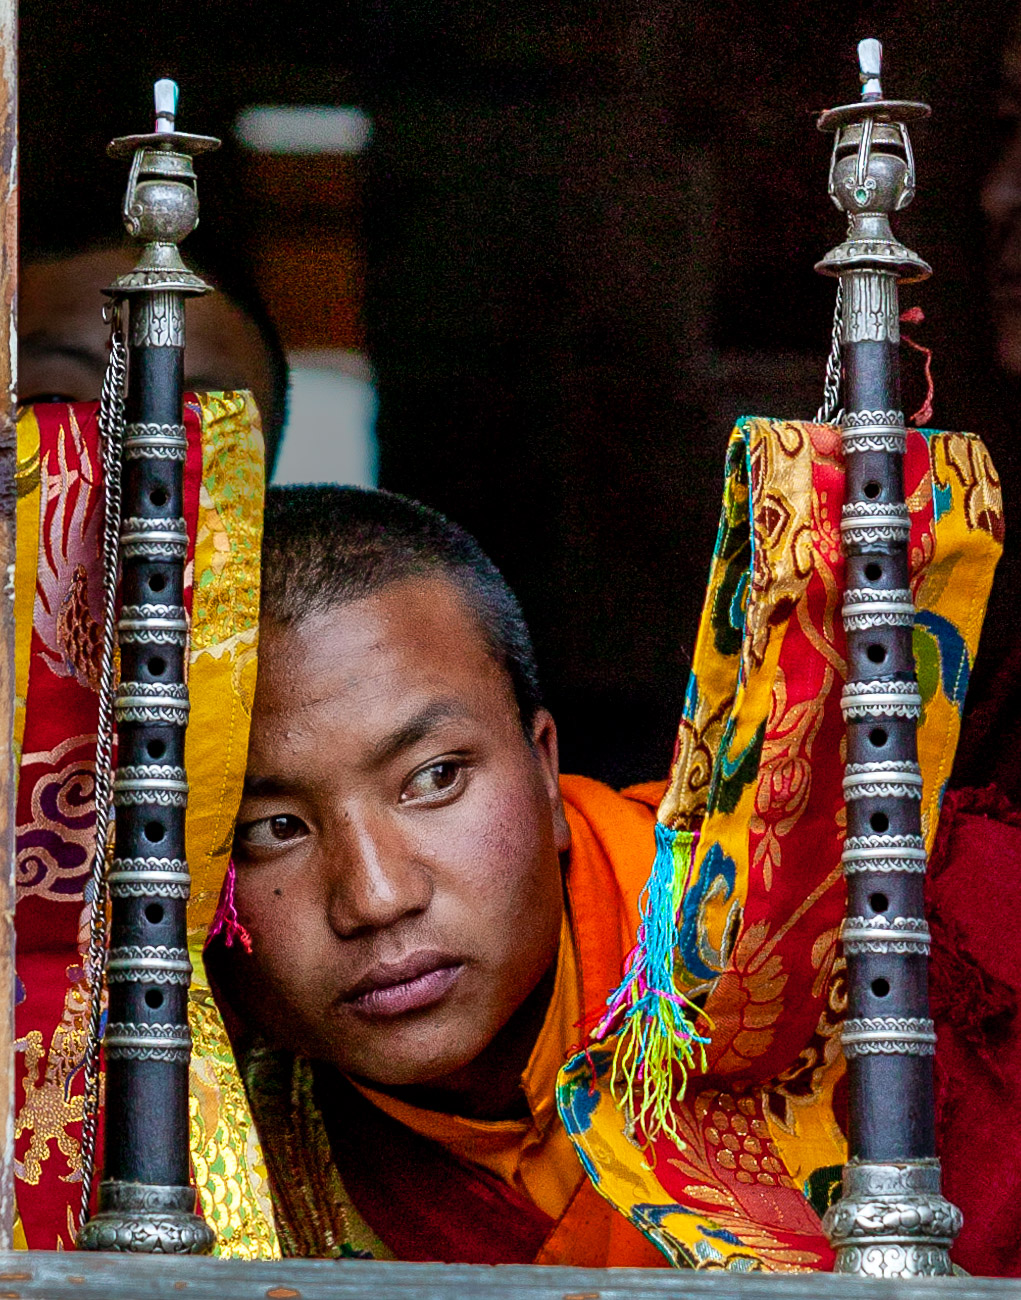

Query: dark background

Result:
[20,0,1019,784]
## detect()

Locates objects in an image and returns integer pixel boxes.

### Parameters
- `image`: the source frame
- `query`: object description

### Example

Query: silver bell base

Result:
[76,1181,215,1254]
[822,1159,963,1277]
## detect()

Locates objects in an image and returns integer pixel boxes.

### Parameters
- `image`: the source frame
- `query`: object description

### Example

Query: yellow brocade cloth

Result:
[556,418,1003,1271]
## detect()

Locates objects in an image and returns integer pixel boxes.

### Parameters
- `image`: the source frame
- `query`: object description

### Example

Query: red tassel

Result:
[206,857,253,953]
[899,306,934,426]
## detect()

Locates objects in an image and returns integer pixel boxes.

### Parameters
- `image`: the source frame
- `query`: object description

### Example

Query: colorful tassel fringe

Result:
[593,822,711,1149]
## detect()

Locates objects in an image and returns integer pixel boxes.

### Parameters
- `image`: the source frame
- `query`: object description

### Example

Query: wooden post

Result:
[0,0,17,1253]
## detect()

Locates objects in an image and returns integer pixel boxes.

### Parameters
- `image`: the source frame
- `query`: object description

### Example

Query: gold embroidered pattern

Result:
[188,981,279,1258]
[191,392,264,651]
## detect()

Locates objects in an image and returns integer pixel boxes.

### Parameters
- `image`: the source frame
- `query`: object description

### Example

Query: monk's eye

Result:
[236,814,308,850]
[400,759,467,805]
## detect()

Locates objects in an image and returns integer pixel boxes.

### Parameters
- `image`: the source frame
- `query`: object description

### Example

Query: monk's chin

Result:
[320,995,496,1090]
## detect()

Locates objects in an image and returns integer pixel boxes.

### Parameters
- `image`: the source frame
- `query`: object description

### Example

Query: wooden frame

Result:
[0,1253,1017,1298]
[0,0,16,1256]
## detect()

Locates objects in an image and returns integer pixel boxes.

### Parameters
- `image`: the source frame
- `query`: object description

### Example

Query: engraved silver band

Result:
[842,1016,937,1058]
[108,857,190,900]
[107,946,192,984]
[841,408,906,454]
[112,761,189,808]
[842,430,907,454]
[120,516,189,561]
[841,681,922,720]
[99,1182,198,1214]
[77,1185,216,1254]
[823,1160,962,1277]
[841,274,900,344]
[115,682,190,725]
[105,1021,192,1062]
[842,833,928,874]
[842,408,904,428]
[130,292,185,348]
[841,502,911,548]
[841,916,931,956]
[108,874,191,900]
[843,761,923,802]
[118,604,189,646]
[842,587,915,630]
[842,501,910,523]
[123,422,188,462]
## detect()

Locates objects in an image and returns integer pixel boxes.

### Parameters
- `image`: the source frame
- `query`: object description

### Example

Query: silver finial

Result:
[859,38,883,99]
[154,78,178,134]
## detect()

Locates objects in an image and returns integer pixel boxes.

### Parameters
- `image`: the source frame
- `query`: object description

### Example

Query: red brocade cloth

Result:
[928,786,1021,1277]
[14,401,205,1249]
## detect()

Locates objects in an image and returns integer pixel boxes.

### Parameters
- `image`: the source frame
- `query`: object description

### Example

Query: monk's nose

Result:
[324,814,432,937]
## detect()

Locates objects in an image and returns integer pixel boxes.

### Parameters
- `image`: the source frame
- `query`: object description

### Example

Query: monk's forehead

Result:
[255,577,508,713]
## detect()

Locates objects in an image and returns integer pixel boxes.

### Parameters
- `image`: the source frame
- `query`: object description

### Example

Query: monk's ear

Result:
[529,708,571,855]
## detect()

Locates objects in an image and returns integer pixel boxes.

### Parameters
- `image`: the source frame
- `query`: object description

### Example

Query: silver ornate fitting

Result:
[107,946,192,985]
[129,291,185,348]
[840,501,911,548]
[123,421,188,461]
[842,1016,937,1058]
[841,680,922,720]
[105,1021,192,1063]
[841,409,906,454]
[841,915,931,956]
[112,762,189,808]
[120,516,189,561]
[843,760,923,802]
[841,272,900,343]
[108,855,191,901]
[842,833,927,875]
[115,681,190,725]
[118,604,189,646]
[842,588,915,630]
[823,1160,962,1277]
[76,1183,215,1255]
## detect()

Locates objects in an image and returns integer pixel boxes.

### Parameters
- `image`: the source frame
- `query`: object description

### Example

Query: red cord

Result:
[899,306,934,426]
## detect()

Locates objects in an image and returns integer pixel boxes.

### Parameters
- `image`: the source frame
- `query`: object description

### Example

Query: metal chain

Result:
[79,304,127,1227]
[816,279,844,424]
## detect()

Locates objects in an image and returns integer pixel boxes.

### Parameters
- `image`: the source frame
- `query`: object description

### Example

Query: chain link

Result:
[79,303,127,1228]
[816,279,844,425]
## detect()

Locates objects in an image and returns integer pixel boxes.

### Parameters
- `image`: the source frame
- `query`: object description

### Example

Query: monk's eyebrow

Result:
[367,699,468,768]
[241,701,471,796]
[241,773,295,799]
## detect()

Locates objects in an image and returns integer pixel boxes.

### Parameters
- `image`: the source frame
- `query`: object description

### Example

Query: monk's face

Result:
[229,576,569,1093]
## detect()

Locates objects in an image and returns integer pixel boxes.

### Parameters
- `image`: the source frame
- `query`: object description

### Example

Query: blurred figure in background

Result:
[20,238,289,476]
[951,10,1021,800]
[984,18,1021,380]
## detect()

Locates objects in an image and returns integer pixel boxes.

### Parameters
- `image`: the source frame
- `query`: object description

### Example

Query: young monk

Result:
[210,483,669,1265]
[212,473,1012,1273]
